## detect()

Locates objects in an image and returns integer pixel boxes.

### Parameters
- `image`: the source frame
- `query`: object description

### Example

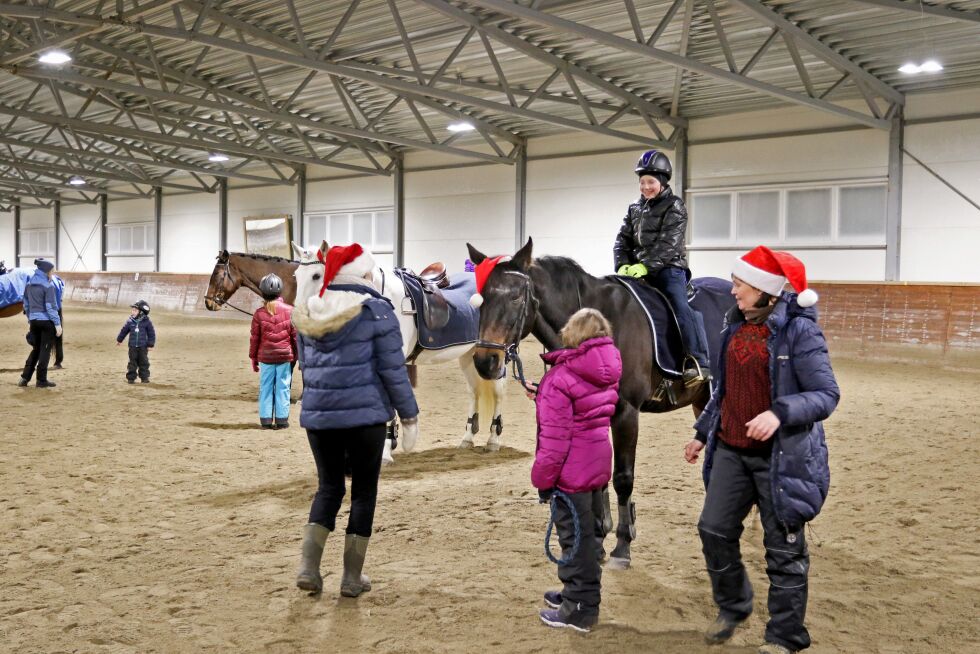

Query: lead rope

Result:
[545,490,581,566]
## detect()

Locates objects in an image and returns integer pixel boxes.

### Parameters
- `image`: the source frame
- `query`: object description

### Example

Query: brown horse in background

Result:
[204,250,299,312]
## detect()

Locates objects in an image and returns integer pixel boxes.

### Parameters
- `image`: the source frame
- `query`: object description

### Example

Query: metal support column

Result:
[676,128,689,203]
[154,187,162,272]
[100,193,108,271]
[53,199,61,268]
[515,139,528,248]
[393,157,405,267]
[885,110,904,281]
[13,204,20,266]
[218,178,228,252]
[295,166,306,247]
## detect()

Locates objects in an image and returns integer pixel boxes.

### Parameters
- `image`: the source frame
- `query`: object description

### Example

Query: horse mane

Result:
[533,255,606,286]
[227,251,296,264]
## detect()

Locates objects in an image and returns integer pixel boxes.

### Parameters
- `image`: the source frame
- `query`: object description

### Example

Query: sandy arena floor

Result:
[1,306,978,654]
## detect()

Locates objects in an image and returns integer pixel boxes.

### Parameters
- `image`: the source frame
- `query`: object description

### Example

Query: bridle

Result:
[475,269,539,390]
[204,258,259,316]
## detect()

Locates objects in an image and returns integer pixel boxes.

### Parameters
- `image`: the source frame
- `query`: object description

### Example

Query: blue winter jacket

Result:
[292,280,419,430]
[694,291,840,531]
[117,316,156,348]
[23,270,61,324]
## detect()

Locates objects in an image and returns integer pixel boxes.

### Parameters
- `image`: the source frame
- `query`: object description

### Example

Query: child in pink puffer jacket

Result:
[532,308,622,633]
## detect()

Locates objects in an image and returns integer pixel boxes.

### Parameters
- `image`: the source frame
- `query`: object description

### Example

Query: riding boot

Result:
[340,534,372,597]
[296,523,330,593]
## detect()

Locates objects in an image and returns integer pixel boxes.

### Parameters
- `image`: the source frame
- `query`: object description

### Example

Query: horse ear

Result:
[512,237,533,271]
[466,243,487,265]
[318,240,329,259]
[219,249,229,261]
[290,241,305,260]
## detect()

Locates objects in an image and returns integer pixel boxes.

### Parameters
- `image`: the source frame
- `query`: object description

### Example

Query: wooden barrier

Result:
[55,273,979,364]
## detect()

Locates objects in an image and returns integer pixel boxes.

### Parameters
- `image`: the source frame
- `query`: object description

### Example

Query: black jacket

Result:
[613,186,689,273]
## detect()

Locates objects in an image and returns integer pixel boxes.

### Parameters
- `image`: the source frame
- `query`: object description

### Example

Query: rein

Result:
[205,260,255,316]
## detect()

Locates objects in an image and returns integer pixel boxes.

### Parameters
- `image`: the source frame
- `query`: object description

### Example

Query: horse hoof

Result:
[485,441,501,452]
[381,455,395,466]
[605,556,631,570]
[458,440,474,449]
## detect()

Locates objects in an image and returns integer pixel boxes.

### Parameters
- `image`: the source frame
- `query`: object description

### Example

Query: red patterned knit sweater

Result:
[719,322,772,450]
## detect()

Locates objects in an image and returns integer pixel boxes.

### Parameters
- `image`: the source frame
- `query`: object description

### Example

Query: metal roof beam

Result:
[848,0,980,24]
[0,175,148,200]
[727,0,904,105]
[0,154,208,192]
[461,0,892,129]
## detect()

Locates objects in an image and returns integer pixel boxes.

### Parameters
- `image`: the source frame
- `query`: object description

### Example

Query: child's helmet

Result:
[131,300,150,315]
[259,273,283,299]
[634,149,672,181]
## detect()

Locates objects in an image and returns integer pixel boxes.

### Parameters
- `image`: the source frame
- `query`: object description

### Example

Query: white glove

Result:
[55,325,63,338]
[401,416,419,452]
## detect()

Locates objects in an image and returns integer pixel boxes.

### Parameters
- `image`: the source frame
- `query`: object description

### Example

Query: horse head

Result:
[292,240,327,311]
[204,249,237,311]
[466,238,538,381]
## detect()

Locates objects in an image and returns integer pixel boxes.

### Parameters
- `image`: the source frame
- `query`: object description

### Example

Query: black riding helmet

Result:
[131,300,150,316]
[635,149,672,181]
[259,273,283,300]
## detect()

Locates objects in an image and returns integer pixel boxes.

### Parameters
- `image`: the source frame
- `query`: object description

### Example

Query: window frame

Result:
[18,228,55,257]
[303,207,395,255]
[106,221,155,257]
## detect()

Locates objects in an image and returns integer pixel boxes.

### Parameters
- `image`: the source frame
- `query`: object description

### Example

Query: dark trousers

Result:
[22,320,56,383]
[698,442,811,651]
[648,266,709,368]
[306,423,387,537]
[553,489,602,618]
[127,346,150,381]
[54,309,64,365]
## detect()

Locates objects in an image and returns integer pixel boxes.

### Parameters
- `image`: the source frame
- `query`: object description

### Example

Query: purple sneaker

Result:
[538,608,595,633]
[543,590,562,609]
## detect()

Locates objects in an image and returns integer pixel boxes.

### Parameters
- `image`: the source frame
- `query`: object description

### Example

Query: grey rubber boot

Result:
[296,523,330,593]
[340,534,372,597]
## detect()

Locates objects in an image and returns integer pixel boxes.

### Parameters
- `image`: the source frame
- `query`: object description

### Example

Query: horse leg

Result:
[457,356,480,449]
[486,376,506,452]
[607,405,639,570]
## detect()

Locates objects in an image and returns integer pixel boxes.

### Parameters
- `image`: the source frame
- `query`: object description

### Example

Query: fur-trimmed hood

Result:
[292,289,367,338]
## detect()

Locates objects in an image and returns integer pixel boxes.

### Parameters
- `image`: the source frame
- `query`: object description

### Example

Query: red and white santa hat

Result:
[314,243,376,298]
[469,255,509,308]
[732,245,818,307]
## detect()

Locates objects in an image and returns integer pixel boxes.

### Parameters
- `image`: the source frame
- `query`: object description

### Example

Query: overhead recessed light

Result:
[919,60,944,73]
[898,62,920,74]
[208,153,230,162]
[447,121,476,133]
[39,50,72,65]
[68,175,85,186]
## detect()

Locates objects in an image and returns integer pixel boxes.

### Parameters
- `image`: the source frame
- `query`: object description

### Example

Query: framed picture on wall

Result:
[243,215,293,259]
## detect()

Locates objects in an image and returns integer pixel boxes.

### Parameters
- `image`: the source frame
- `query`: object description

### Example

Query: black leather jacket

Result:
[613,185,689,273]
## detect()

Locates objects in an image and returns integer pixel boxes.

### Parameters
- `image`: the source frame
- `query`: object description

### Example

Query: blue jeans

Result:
[649,266,709,368]
[258,362,292,420]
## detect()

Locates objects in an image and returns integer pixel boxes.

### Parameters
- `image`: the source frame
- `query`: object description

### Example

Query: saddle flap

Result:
[421,289,450,330]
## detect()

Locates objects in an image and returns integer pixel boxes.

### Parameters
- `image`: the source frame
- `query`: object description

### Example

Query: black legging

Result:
[306,423,387,537]
[22,319,56,383]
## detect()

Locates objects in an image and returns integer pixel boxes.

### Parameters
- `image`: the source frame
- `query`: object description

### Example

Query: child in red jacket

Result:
[533,308,622,633]
[250,274,298,429]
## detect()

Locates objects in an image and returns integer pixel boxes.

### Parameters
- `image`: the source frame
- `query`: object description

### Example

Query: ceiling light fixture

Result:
[68,175,85,186]
[447,121,475,133]
[39,50,72,65]
[898,60,943,74]
[208,153,230,162]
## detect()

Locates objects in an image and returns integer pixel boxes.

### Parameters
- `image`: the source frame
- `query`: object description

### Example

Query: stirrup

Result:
[682,358,708,387]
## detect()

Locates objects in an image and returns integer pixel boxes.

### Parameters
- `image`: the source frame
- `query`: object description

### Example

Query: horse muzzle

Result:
[473,347,504,381]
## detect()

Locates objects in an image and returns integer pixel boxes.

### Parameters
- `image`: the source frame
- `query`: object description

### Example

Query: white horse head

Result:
[291,240,324,311]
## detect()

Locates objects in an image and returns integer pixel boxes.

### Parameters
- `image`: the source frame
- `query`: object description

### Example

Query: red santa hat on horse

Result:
[732,245,818,307]
[306,242,377,312]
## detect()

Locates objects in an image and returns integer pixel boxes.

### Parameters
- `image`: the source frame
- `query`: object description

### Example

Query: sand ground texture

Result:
[2,306,978,654]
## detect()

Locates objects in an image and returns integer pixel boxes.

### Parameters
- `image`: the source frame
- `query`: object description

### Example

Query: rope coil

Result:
[544,489,581,566]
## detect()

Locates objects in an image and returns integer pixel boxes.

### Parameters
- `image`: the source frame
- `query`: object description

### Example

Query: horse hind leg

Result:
[607,405,640,570]
[457,356,480,449]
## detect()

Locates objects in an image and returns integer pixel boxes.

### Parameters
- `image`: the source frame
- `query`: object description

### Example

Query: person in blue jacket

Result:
[18,258,62,388]
[291,243,419,599]
[116,300,156,383]
[683,246,839,654]
[52,274,65,369]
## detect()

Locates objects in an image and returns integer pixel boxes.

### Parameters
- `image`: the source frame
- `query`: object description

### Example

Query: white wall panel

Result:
[0,211,15,266]
[59,203,102,271]
[160,191,218,273]
[403,164,514,273]
[106,198,154,271]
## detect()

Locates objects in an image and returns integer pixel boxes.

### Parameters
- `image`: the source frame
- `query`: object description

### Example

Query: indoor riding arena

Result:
[1,2,978,654]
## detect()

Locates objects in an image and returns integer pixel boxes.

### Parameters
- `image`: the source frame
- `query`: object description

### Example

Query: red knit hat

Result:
[469,255,508,308]
[316,243,374,297]
[732,245,818,307]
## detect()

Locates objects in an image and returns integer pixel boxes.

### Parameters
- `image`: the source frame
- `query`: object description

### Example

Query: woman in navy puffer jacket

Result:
[291,243,418,599]
[684,246,839,654]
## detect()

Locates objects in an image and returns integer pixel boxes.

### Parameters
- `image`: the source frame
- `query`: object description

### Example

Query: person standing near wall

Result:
[18,258,61,388]
[291,243,419,598]
[52,274,65,370]
[614,149,711,383]
[249,273,298,429]
[683,246,839,654]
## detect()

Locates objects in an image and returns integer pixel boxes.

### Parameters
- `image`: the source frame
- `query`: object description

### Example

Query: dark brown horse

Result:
[467,238,734,569]
[204,250,299,312]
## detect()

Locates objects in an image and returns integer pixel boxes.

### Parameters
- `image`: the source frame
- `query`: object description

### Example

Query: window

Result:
[689,182,886,247]
[19,228,54,256]
[304,208,394,253]
[107,223,155,256]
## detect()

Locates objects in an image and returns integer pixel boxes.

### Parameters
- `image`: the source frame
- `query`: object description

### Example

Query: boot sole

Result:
[340,581,371,597]
[539,614,591,633]
[296,575,322,593]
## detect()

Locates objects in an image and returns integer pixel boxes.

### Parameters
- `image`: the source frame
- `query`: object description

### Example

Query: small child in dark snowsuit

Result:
[116,300,156,383]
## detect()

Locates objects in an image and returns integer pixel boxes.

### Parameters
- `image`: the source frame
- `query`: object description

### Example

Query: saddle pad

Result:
[396,270,479,350]
[0,268,32,310]
[612,276,735,379]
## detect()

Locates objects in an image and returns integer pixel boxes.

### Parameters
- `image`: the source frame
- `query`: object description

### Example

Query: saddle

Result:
[397,262,451,330]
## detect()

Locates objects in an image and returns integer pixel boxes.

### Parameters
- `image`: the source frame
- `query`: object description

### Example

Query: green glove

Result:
[627,263,648,278]
[617,264,631,276]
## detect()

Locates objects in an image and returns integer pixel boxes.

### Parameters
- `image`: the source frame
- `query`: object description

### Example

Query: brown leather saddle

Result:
[398,262,451,330]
